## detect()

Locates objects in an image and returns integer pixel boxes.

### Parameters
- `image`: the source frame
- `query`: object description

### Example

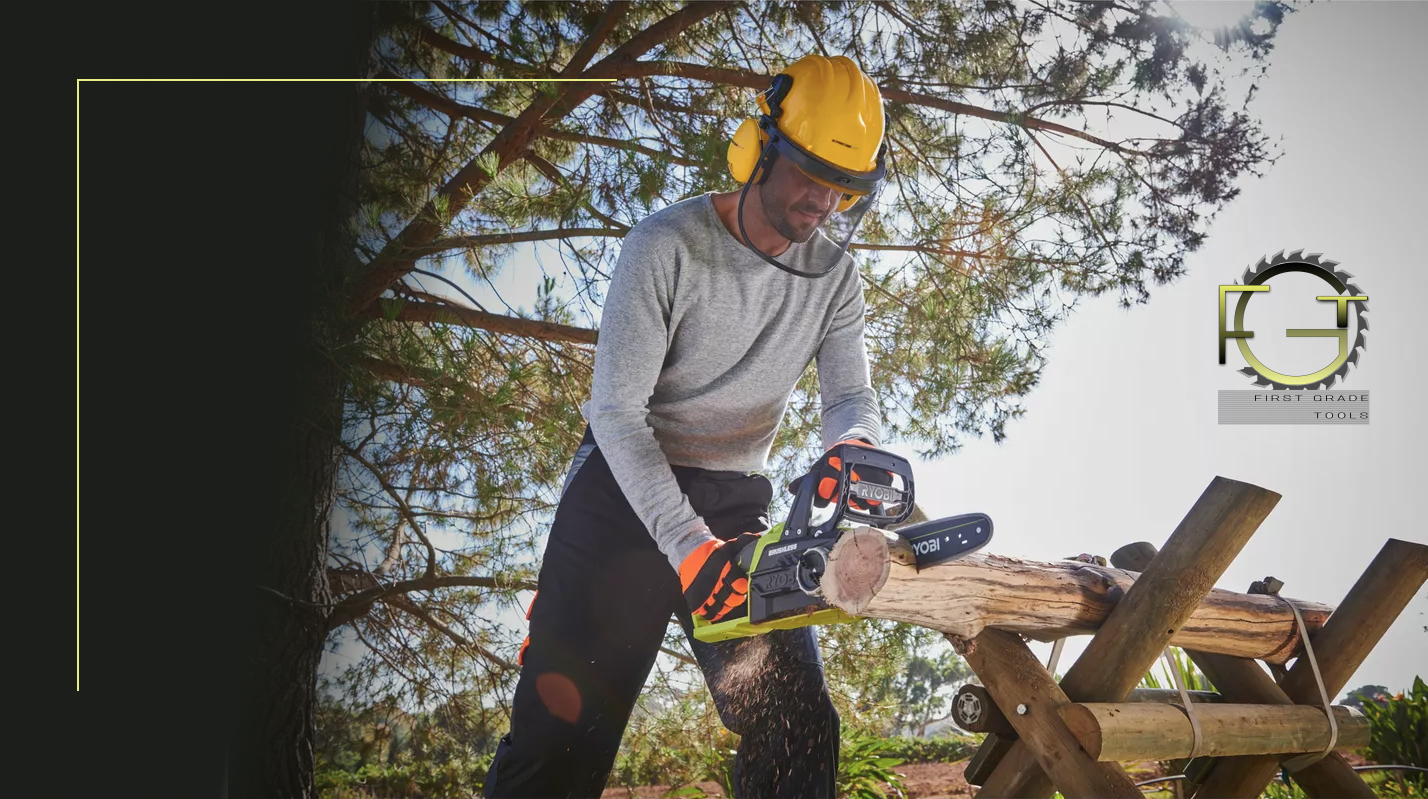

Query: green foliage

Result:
[1345,683,1393,710]
[837,731,908,799]
[873,734,978,764]
[1259,778,1306,799]
[1139,647,1212,692]
[891,637,975,736]
[632,728,942,799]
[610,689,736,795]
[315,759,489,799]
[821,620,952,735]
[315,684,503,794]
[1360,677,1428,793]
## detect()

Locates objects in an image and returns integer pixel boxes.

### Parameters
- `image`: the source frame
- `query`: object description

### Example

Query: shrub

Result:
[1360,676,1428,795]
[874,734,978,764]
[315,758,489,799]
[838,731,908,799]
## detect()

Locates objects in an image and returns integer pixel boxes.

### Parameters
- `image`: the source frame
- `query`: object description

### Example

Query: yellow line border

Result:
[75,81,80,693]
[76,76,585,693]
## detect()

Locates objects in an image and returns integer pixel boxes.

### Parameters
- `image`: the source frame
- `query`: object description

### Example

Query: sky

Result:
[895,0,1427,695]
[326,0,1428,702]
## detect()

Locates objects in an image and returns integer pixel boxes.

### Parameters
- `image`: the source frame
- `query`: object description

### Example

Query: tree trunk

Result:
[229,8,374,797]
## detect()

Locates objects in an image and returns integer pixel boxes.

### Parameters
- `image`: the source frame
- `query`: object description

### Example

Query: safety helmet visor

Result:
[768,129,885,196]
[817,182,881,260]
[735,139,883,280]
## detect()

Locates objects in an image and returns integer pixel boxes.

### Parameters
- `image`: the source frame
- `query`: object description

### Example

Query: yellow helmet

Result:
[727,54,887,213]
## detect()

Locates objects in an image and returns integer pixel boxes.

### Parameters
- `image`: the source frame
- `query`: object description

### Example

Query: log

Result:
[822,527,1325,664]
[1192,537,1428,798]
[953,683,1224,735]
[1110,541,1374,799]
[953,684,1017,736]
[952,628,1142,798]
[1059,702,1369,761]
[975,476,1280,798]
[1279,538,1428,705]
[964,733,1017,786]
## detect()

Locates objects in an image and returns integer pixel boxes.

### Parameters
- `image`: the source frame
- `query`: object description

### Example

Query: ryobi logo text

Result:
[912,537,940,556]
[850,482,901,504]
[1217,251,1368,390]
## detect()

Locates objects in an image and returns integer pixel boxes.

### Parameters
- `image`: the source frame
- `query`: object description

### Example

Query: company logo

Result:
[1217,251,1368,390]
[850,482,902,504]
[912,537,940,556]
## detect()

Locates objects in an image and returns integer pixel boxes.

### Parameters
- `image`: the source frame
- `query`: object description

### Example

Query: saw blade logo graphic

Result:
[1226,250,1368,390]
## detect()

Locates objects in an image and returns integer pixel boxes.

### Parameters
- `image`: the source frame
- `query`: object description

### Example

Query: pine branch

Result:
[349,1,734,315]
[594,60,1152,156]
[379,70,699,165]
[850,241,1076,268]
[327,569,538,631]
[417,26,536,75]
[422,228,628,253]
[368,298,599,346]
[559,2,631,77]
[339,441,439,581]
[522,152,632,232]
[660,646,697,667]
[383,593,518,671]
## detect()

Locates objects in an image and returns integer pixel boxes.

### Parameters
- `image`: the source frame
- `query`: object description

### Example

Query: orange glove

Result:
[809,439,892,511]
[678,531,762,623]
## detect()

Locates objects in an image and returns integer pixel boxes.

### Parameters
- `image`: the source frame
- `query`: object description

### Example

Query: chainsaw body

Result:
[692,443,993,642]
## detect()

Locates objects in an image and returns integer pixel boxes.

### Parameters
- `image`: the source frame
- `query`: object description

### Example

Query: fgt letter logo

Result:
[1218,251,1368,390]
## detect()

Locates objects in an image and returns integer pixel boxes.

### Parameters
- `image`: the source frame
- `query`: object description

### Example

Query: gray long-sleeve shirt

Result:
[584,192,882,572]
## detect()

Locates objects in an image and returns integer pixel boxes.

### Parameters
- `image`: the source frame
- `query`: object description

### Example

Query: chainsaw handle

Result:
[737,540,759,573]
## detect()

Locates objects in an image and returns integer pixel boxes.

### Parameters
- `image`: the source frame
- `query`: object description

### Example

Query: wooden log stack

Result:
[823,530,1331,663]
[818,476,1428,799]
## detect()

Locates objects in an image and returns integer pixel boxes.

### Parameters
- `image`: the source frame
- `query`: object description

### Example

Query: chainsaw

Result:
[692,442,993,642]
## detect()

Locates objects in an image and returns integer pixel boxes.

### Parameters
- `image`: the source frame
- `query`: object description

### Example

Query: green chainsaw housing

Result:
[692,443,916,643]
[690,520,860,642]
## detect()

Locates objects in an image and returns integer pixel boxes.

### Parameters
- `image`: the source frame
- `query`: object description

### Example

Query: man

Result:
[484,54,887,798]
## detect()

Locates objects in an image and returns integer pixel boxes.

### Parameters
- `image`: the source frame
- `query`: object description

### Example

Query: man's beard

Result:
[758,182,823,243]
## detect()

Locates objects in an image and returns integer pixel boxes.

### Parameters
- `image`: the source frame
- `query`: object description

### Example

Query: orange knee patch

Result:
[536,672,582,724]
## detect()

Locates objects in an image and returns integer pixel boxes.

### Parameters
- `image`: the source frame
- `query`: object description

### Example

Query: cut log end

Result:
[823,526,898,614]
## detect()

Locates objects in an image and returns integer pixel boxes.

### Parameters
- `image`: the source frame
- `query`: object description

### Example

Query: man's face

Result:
[757,156,844,243]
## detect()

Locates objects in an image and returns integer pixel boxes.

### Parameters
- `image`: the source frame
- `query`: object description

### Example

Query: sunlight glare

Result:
[1169,0,1260,32]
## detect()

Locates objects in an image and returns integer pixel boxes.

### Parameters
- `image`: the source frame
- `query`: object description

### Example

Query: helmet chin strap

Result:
[736,142,843,279]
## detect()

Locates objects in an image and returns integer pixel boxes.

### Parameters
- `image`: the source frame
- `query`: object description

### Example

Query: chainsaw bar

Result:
[894,512,993,567]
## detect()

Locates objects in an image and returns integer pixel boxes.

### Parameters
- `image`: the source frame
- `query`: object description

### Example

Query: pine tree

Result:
[260,2,1294,794]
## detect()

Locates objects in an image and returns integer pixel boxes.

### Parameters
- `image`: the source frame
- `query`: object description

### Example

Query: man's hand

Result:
[679,531,762,622]
[809,439,894,511]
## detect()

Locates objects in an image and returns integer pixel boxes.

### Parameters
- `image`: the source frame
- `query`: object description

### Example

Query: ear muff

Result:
[726,117,766,185]
[730,69,875,211]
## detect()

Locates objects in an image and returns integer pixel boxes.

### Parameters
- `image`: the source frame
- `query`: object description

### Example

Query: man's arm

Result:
[587,230,718,571]
[815,267,881,448]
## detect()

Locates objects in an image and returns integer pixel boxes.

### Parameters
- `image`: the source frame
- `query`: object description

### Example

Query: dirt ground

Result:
[599,752,1390,799]
[600,759,1173,799]
[891,759,1168,799]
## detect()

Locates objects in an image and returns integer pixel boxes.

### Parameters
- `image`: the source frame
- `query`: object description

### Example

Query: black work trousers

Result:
[484,428,840,798]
